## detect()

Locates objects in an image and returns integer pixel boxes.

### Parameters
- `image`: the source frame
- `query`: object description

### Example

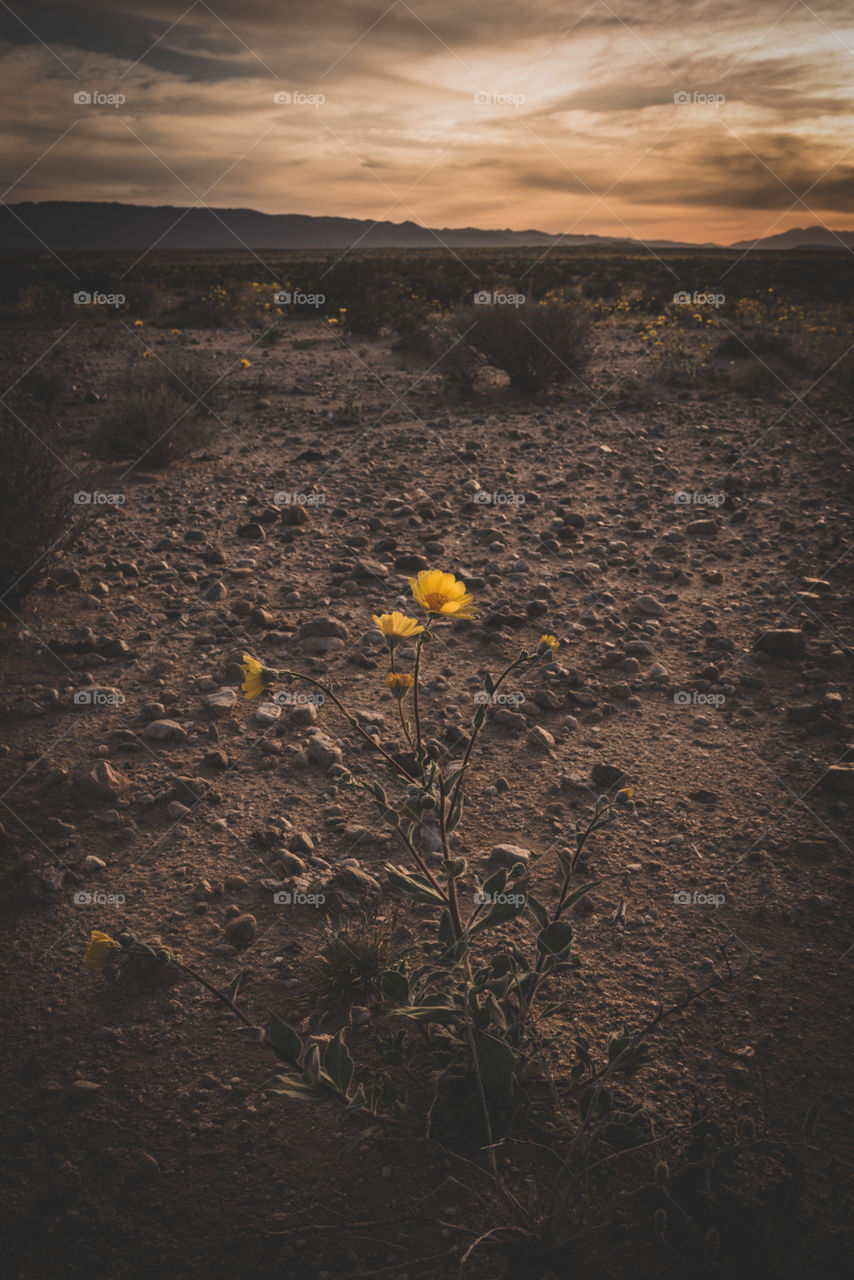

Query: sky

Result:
[1,0,853,244]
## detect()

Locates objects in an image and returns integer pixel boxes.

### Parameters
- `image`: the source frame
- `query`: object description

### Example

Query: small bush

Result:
[315,917,398,1003]
[94,362,222,467]
[0,418,85,615]
[461,298,592,392]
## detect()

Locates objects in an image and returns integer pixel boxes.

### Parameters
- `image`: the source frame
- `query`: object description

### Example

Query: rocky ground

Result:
[1,312,853,1279]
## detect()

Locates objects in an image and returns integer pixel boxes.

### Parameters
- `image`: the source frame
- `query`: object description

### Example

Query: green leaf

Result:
[526,893,550,930]
[558,880,601,916]
[472,704,486,730]
[267,1011,303,1064]
[389,996,461,1026]
[302,1043,322,1087]
[482,868,508,897]
[483,672,495,696]
[261,1072,324,1102]
[475,1030,516,1109]
[381,970,410,1003]
[219,971,244,1003]
[468,893,528,937]
[536,921,574,964]
[235,1025,265,1042]
[446,796,464,832]
[437,909,456,947]
[384,863,446,906]
[324,1030,354,1098]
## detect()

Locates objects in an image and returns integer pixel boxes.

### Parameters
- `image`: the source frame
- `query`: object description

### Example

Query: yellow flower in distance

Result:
[240,654,265,701]
[538,634,560,658]
[240,358,251,368]
[386,672,414,698]
[133,319,144,327]
[410,570,475,619]
[372,612,424,644]
[83,930,115,971]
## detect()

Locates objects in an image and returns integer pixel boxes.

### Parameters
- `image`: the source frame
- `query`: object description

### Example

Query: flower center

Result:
[424,592,449,610]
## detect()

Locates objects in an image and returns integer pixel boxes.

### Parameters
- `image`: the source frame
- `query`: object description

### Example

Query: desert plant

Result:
[461,297,593,392]
[94,360,222,467]
[0,417,87,616]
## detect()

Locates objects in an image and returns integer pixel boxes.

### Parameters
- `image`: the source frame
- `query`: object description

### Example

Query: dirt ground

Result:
[1,308,853,1279]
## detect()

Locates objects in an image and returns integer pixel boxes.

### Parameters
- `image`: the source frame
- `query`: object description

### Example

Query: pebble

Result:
[144,719,187,743]
[527,725,555,751]
[489,843,532,868]
[82,855,106,875]
[225,913,257,944]
[755,629,806,659]
[636,595,664,617]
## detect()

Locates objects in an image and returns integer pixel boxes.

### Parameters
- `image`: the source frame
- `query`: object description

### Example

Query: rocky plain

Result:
[0,254,852,1279]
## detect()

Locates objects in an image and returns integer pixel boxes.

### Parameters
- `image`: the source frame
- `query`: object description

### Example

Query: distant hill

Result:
[0,202,850,253]
[0,201,709,252]
[728,225,854,250]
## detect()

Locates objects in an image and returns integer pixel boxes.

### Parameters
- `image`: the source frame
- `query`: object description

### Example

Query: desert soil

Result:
[1,315,853,1279]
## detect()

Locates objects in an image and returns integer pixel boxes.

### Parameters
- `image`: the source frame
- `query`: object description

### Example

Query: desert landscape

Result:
[1,245,852,1279]
[2,1,854,1277]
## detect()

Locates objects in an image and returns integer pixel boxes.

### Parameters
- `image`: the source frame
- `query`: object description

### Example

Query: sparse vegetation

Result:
[93,360,223,466]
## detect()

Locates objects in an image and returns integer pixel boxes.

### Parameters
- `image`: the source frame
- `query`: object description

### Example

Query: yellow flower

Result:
[538,634,560,658]
[615,786,634,804]
[240,358,251,368]
[133,319,144,327]
[385,672,414,698]
[372,611,424,643]
[240,653,265,701]
[142,349,151,358]
[409,570,475,619]
[83,930,115,971]
[171,328,181,334]
[327,317,338,324]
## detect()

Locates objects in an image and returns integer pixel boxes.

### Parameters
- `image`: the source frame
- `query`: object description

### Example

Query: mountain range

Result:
[1,202,851,253]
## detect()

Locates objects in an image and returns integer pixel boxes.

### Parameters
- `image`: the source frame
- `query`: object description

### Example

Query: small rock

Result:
[205,688,237,714]
[144,719,187,743]
[68,1080,102,1103]
[527,725,555,751]
[82,855,106,875]
[225,913,257,944]
[73,760,129,802]
[755,629,806,660]
[591,763,626,788]
[636,595,664,617]
[489,843,532,868]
